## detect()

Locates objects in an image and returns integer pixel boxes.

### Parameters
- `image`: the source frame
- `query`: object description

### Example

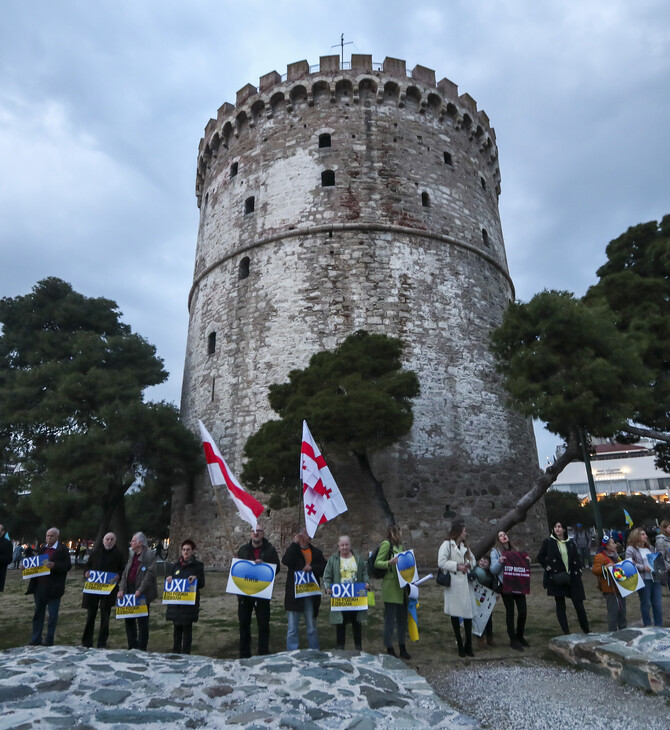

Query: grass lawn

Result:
[2,561,668,676]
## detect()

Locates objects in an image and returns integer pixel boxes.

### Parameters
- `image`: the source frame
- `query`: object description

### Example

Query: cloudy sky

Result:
[1,0,669,465]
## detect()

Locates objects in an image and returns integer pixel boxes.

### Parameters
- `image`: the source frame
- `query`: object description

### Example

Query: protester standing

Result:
[654,520,670,593]
[573,524,592,569]
[0,524,12,592]
[490,530,529,651]
[81,532,125,648]
[625,527,663,627]
[592,535,627,631]
[438,521,477,657]
[537,521,590,634]
[375,525,411,659]
[165,539,205,654]
[117,532,157,651]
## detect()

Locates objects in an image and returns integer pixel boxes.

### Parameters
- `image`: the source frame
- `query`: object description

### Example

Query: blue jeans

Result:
[286,597,319,650]
[31,592,61,645]
[638,580,663,627]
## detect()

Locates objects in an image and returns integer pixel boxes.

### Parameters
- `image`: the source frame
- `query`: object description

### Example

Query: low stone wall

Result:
[550,628,670,697]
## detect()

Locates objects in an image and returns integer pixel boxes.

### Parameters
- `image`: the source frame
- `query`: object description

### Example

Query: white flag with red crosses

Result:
[300,421,347,537]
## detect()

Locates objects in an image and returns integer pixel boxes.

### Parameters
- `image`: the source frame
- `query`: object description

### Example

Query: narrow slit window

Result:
[230,162,238,178]
[239,256,250,280]
[207,332,216,355]
[443,151,453,165]
[321,170,335,187]
[421,191,430,208]
[480,176,486,190]
[318,133,331,148]
[482,228,489,246]
[244,196,255,214]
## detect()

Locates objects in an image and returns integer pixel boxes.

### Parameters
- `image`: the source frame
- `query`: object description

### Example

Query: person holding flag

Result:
[375,525,411,659]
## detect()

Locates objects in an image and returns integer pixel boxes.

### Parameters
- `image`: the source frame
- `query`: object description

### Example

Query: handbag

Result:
[550,571,570,586]
[436,568,451,587]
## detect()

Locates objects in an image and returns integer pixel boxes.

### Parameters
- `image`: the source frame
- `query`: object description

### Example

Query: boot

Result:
[464,620,474,657]
[509,639,524,651]
[477,636,487,647]
[386,646,397,657]
[517,636,529,648]
[399,645,411,660]
[486,635,497,647]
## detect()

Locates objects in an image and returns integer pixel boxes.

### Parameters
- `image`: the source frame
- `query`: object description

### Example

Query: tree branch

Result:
[621,423,670,444]
[471,429,581,559]
[353,451,396,527]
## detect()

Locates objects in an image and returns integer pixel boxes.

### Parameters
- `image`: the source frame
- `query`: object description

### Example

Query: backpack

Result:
[368,544,389,579]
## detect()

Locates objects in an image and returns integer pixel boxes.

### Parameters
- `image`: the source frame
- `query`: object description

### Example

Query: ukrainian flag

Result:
[624,509,633,528]
[408,597,419,642]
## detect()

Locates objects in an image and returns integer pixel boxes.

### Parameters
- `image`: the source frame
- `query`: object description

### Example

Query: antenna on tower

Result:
[331,34,353,66]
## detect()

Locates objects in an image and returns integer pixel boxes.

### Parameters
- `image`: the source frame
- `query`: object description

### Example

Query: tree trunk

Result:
[622,423,670,443]
[353,451,396,526]
[95,489,128,550]
[471,429,581,559]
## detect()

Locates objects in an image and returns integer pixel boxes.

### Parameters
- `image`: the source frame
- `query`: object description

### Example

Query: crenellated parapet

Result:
[195,54,500,205]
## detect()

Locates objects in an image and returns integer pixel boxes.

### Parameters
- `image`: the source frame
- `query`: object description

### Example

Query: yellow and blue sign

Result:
[607,559,643,597]
[22,554,50,580]
[396,550,418,587]
[226,559,277,599]
[329,582,368,611]
[162,578,197,605]
[115,595,148,619]
[294,570,321,598]
[83,571,118,595]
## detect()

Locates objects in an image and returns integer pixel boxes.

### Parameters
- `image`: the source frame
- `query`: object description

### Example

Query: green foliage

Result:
[242,330,420,502]
[0,278,202,541]
[544,490,586,528]
[490,290,647,438]
[596,493,670,531]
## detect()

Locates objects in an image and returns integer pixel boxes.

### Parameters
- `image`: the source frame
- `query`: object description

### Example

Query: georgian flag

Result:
[198,421,265,530]
[300,421,347,537]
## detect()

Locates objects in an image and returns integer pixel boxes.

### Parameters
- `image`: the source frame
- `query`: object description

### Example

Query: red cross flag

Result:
[300,420,347,537]
[198,420,265,530]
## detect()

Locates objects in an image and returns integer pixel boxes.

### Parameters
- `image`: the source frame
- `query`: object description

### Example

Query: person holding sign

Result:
[26,527,71,646]
[81,532,125,648]
[537,521,590,635]
[374,525,411,659]
[117,532,157,651]
[324,536,370,650]
[655,520,670,592]
[625,527,663,627]
[438,521,476,658]
[236,525,280,658]
[592,535,627,631]
[282,528,326,651]
[490,530,530,651]
[164,539,205,654]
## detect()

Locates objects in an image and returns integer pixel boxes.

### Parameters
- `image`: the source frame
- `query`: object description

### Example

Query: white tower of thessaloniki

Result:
[174,54,544,565]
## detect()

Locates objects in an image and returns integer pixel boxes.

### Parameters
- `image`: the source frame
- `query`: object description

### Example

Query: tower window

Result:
[321,170,335,187]
[239,256,250,280]
[421,192,430,208]
[230,162,238,178]
[482,228,489,246]
[207,332,216,355]
[318,133,331,148]
[480,176,486,190]
[443,151,453,165]
[244,196,255,214]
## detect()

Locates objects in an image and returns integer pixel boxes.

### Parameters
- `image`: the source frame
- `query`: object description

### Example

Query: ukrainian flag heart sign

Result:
[396,549,418,587]
[226,559,277,599]
[607,559,643,597]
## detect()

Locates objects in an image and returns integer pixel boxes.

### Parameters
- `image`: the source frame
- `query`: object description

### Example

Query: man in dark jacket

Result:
[236,524,280,658]
[282,527,326,650]
[27,526,71,645]
[81,532,126,648]
[0,524,12,592]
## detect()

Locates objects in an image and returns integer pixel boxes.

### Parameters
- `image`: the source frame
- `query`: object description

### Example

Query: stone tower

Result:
[173,54,544,564]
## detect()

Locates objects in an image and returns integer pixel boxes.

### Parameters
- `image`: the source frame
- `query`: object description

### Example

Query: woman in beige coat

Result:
[438,522,476,657]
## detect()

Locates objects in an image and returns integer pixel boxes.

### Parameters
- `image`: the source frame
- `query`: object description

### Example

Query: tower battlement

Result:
[196,54,499,207]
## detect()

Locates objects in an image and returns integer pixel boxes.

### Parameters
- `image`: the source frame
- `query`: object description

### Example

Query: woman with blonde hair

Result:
[626,527,663,627]
[438,521,476,657]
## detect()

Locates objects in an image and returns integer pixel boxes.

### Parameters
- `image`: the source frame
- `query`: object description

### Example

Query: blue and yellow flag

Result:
[408,597,419,642]
[624,509,633,528]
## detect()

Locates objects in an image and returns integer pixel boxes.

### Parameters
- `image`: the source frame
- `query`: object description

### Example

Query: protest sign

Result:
[162,578,197,605]
[607,559,643,597]
[226,559,277,600]
[22,553,50,580]
[396,549,418,588]
[83,571,118,595]
[471,583,497,636]
[502,551,531,594]
[294,570,321,598]
[329,582,368,611]
[115,594,148,619]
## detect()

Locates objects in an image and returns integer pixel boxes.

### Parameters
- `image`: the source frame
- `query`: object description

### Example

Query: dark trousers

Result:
[450,616,472,650]
[31,590,61,645]
[502,593,527,641]
[383,602,407,647]
[554,595,590,634]
[238,596,271,658]
[335,612,362,649]
[172,623,193,654]
[82,597,113,648]
[124,609,150,650]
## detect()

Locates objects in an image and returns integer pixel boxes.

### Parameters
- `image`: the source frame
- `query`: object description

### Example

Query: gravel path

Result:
[425,659,670,730]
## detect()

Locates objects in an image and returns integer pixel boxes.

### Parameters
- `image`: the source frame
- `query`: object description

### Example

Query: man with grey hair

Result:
[26,526,71,646]
[118,532,157,650]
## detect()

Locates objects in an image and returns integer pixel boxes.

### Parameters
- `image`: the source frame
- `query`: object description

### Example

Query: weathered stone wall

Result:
[173,54,545,566]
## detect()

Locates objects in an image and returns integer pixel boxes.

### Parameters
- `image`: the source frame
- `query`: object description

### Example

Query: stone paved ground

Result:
[0,647,479,730]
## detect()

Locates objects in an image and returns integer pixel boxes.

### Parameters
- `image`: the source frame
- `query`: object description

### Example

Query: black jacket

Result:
[81,544,126,609]
[164,557,205,624]
[537,535,585,600]
[282,541,326,614]
[26,542,71,599]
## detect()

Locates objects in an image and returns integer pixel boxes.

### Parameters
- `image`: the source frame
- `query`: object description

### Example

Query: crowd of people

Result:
[4,518,670,657]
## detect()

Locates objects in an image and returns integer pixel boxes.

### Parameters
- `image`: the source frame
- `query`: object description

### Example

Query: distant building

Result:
[551,439,670,503]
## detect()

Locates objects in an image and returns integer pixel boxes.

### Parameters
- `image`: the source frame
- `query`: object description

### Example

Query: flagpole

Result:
[211,482,236,554]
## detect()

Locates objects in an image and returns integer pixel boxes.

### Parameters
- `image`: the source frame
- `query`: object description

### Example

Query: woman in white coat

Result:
[438,521,476,657]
